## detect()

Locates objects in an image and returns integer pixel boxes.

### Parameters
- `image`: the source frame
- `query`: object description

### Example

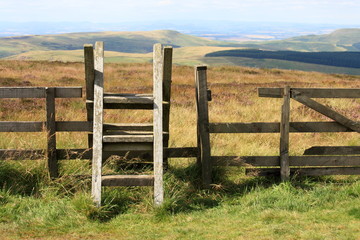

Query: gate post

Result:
[195,66,212,187]
[280,86,290,181]
[45,87,58,179]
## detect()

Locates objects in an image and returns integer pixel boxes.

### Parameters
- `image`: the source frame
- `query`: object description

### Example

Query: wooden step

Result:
[103,123,153,131]
[103,134,154,143]
[103,142,153,151]
[101,175,154,186]
[104,93,154,104]
[103,130,169,141]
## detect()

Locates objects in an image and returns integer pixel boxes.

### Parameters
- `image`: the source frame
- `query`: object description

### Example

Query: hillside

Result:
[206,49,360,68]
[229,28,360,52]
[2,28,360,75]
[290,28,360,48]
[0,30,221,58]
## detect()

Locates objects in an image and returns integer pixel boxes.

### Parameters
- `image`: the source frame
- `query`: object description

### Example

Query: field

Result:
[0,60,360,239]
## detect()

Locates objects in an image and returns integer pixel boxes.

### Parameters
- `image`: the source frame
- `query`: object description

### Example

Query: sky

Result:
[0,0,359,25]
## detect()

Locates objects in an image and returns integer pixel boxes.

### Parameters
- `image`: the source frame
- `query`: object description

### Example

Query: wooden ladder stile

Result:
[85,42,172,207]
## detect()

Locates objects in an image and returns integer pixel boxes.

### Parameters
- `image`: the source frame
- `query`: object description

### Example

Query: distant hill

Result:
[0,30,221,58]
[232,28,360,52]
[290,29,360,45]
[206,49,360,68]
[2,28,360,75]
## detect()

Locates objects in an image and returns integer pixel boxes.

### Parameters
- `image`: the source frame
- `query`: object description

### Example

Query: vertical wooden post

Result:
[84,44,95,149]
[153,43,164,206]
[280,86,290,181]
[162,46,173,168]
[195,66,212,188]
[91,41,104,207]
[45,87,58,179]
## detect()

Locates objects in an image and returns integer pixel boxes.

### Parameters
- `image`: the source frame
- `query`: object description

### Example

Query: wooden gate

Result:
[195,66,360,187]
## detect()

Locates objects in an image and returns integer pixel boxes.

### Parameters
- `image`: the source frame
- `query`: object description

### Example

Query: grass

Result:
[0,60,359,239]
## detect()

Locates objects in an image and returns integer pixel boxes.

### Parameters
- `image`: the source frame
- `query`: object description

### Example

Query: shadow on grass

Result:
[156,163,360,218]
[0,160,47,196]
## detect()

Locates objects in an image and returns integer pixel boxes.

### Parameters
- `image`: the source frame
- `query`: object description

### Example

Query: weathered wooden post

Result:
[153,44,164,205]
[195,66,212,188]
[162,46,173,168]
[91,41,104,207]
[280,86,290,181]
[46,87,58,179]
[84,44,95,149]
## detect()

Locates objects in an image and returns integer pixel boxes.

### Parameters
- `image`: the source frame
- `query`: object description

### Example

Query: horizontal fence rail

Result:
[258,88,360,98]
[209,121,358,133]
[0,147,198,161]
[0,121,92,132]
[0,87,82,98]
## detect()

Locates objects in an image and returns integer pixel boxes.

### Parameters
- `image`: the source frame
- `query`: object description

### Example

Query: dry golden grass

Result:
[0,60,359,157]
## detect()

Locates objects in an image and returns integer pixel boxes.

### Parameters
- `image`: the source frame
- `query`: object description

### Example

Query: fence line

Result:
[195,65,360,185]
[0,85,197,178]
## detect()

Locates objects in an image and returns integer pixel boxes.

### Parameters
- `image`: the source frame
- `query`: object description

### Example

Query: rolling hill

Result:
[2,28,360,75]
[228,28,360,52]
[0,30,223,58]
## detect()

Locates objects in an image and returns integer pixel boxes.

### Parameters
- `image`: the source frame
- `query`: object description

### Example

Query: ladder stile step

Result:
[104,94,154,104]
[102,175,154,186]
[103,134,154,143]
[103,123,153,131]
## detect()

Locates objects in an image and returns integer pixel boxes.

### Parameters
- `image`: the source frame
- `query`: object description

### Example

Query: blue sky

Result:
[1,0,359,24]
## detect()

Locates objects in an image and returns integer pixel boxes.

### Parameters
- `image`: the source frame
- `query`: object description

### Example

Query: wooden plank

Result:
[259,88,360,98]
[280,86,290,181]
[209,121,358,133]
[103,95,154,104]
[292,90,360,132]
[247,167,360,176]
[84,44,95,103]
[103,93,152,97]
[102,175,154,187]
[290,156,360,166]
[0,121,160,132]
[195,65,212,188]
[84,44,95,149]
[0,121,43,132]
[304,146,360,155]
[0,87,82,98]
[0,147,199,160]
[212,156,279,166]
[0,149,44,160]
[103,123,153,131]
[153,43,164,206]
[56,121,92,132]
[212,155,360,166]
[162,46,173,168]
[46,87,58,179]
[103,135,153,143]
[87,100,155,110]
[91,41,104,207]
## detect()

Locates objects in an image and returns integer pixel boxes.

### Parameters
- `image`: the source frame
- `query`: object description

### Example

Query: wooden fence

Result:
[195,65,360,187]
[0,87,86,178]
